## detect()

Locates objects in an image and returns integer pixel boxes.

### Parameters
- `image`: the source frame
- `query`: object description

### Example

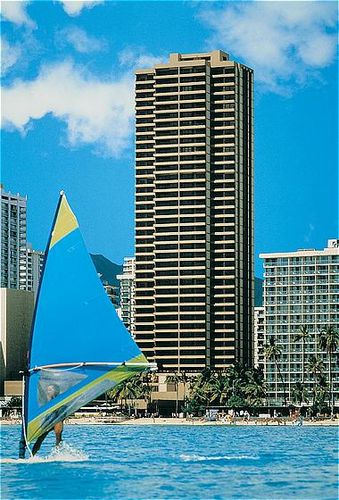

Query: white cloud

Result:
[119,47,167,69]
[199,1,338,93]
[60,1,103,17]
[1,60,134,157]
[57,26,107,53]
[0,0,36,28]
[1,37,22,76]
[1,33,42,78]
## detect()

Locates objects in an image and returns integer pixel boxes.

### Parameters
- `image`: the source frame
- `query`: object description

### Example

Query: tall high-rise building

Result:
[0,185,27,290]
[117,257,136,336]
[134,50,254,372]
[260,239,339,406]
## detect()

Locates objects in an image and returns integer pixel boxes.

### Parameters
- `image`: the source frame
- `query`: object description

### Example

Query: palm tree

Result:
[307,354,325,408]
[313,373,329,414]
[294,325,310,384]
[318,325,339,415]
[107,373,145,414]
[139,372,153,406]
[291,381,309,406]
[188,369,215,408]
[244,367,267,407]
[179,371,189,401]
[166,372,184,415]
[264,337,287,406]
[208,372,232,405]
[2,396,22,418]
[225,363,246,401]
[308,354,325,378]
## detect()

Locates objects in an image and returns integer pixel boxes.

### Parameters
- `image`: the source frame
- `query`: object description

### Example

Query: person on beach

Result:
[19,383,64,458]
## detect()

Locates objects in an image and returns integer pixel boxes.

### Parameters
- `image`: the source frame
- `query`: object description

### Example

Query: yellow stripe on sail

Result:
[50,194,79,249]
[27,353,148,442]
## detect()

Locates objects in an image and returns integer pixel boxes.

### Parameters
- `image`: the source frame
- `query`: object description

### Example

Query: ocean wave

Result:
[180,453,259,462]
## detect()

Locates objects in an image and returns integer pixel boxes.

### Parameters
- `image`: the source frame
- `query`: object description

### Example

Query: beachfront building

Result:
[104,283,120,309]
[134,50,254,372]
[21,244,44,296]
[254,306,265,369]
[0,288,34,396]
[0,185,27,290]
[260,239,339,406]
[117,257,136,336]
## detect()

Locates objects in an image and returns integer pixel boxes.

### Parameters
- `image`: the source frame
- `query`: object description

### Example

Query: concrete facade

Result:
[134,50,254,372]
[254,306,265,369]
[21,244,44,296]
[117,257,136,336]
[0,185,27,290]
[0,288,34,395]
[260,239,339,406]
[104,284,120,308]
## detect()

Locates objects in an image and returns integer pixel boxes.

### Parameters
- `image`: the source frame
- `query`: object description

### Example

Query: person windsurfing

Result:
[19,383,64,458]
[18,192,154,459]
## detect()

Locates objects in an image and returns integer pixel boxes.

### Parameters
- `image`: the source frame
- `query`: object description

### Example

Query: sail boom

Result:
[29,361,157,372]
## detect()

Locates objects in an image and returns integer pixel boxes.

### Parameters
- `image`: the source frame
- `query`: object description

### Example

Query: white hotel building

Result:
[254,306,265,369]
[117,257,136,337]
[260,239,339,406]
[21,244,44,296]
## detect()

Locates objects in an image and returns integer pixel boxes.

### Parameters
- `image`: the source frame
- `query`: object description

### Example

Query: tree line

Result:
[265,325,338,415]
[107,325,338,417]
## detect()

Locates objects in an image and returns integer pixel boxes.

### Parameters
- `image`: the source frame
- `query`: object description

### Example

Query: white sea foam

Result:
[1,442,88,464]
[47,441,89,462]
[180,453,259,462]
[1,458,31,464]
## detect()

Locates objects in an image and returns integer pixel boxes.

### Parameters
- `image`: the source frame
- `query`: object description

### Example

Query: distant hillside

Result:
[91,254,264,305]
[255,277,264,307]
[90,254,122,286]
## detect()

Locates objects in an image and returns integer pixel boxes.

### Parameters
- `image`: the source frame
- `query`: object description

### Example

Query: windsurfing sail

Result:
[24,192,153,444]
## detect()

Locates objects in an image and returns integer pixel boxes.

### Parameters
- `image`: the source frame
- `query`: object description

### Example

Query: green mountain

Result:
[91,253,264,306]
[255,277,264,307]
[90,254,122,286]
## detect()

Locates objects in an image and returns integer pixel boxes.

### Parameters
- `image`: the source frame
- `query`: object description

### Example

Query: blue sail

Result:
[25,193,150,443]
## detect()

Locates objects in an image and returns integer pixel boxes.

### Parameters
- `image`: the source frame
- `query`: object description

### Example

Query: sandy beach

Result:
[1,417,338,427]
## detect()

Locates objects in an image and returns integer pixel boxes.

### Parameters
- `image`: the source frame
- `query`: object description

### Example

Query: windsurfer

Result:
[19,193,152,459]
[19,383,64,458]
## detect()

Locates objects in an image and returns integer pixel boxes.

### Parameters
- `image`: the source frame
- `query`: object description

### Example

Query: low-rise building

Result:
[0,288,34,396]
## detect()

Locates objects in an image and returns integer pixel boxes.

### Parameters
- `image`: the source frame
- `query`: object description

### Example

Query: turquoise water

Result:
[1,424,338,499]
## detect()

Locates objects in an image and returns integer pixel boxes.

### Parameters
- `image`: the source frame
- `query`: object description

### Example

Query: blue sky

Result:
[1,0,338,276]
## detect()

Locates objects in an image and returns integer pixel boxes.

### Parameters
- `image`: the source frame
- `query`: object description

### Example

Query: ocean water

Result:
[1,424,338,499]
